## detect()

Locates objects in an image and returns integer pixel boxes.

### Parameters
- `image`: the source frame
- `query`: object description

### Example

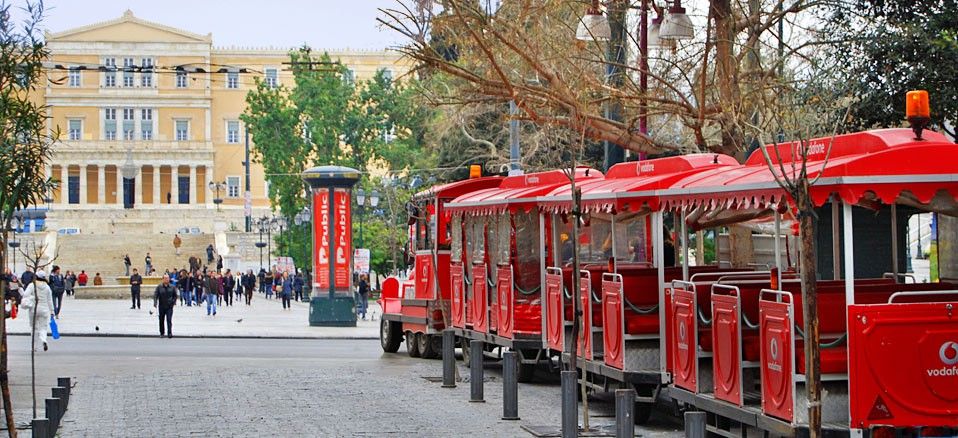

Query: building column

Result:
[134,165,143,207]
[152,165,161,206]
[79,165,88,205]
[203,165,213,206]
[116,165,124,206]
[60,165,69,205]
[189,165,197,205]
[171,165,179,205]
[97,165,106,205]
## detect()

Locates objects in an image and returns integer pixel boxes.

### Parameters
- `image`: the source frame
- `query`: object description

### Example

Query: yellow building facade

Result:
[40,10,410,234]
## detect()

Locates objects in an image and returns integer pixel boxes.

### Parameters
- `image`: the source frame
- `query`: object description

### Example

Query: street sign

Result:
[354,248,370,275]
[275,256,295,274]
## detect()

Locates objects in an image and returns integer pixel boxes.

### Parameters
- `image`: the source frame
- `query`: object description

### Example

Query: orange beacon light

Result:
[906,90,930,140]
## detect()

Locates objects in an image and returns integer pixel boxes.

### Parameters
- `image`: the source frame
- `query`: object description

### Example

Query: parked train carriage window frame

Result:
[486,215,501,287]
[498,212,511,265]
[552,213,574,266]
[451,214,463,262]
[580,213,613,264]
[613,210,650,265]
[415,202,433,251]
[514,210,541,295]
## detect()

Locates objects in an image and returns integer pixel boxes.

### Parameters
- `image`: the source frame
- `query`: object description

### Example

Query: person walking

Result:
[243,269,254,305]
[223,271,234,307]
[123,254,131,276]
[206,244,215,265]
[77,270,88,287]
[65,271,77,296]
[177,269,191,306]
[264,271,274,300]
[144,252,153,274]
[152,274,177,338]
[193,271,204,306]
[357,274,370,320]
[49,266,66,318]
[129,268,143,309]
[20,268,34,288]
[173,234,182,256]
[20,270,54,351]
[280,272,293,310]
[204,272,218,316]
[293,271,304,302]
[216,255,223,273]
[257,269,266,295]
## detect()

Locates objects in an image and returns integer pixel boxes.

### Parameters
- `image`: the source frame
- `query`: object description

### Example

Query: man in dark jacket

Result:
[293,272,305,302]
[223,270,235,306]
[49,266,66,318]
[153,274,177,338]
[20,269,34,288]
[206,244,215,264]
[129,268,143,309]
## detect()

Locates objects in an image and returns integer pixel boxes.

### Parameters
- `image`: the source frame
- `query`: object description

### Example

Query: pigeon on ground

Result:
[95,326,99,331]
[236,318,243,323]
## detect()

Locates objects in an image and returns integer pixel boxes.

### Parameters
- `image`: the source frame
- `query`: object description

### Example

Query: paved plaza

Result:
[7,294,381,339]
[6,336,683,437]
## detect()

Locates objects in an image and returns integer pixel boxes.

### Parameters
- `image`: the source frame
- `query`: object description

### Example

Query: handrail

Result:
[604,273,658,314]
[759,288,793,303]
[748,262,771,269]
[689,270,765,283]
[672,280,695,292]
[711,284,759,329]
[515,282,541,296]
[760,289,842,348]
[579,270,600,303]
[546,267,563,276]
[888,290,958,303]
[602,272,623,283]
[883,272,917,284]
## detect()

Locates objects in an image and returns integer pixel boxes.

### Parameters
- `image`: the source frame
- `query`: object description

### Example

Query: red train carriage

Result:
[445,168,601,382]
[661,128,958,436]
[538,154,739,422]
[379,176,502,357]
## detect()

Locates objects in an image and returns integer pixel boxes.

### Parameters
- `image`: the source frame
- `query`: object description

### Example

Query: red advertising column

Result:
[302,166,360,327]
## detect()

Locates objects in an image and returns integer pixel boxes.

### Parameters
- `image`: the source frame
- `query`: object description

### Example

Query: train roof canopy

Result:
[410,176,503,203]
[445,168,602,215]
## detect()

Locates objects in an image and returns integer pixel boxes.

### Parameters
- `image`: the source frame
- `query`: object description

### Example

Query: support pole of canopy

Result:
[891,204,899,283]
[653,211,667,382]
[843,202,855,305]
[681,209,689,281]
[774,211,783,287]
[832,198,842,280]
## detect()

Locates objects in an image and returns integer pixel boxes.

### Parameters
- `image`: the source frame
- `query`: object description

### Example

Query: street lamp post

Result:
[272,216,288,269]
[354,188,380,249]
[208,181,227,211]
[255,218,268,271]
[8,215,24,273]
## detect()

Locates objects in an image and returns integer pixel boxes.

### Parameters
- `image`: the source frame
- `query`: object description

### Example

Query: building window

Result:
[122,58,135,87]
[141,109,153,140]
[122,108,135,140]
[381,68,393,83]
[227,120,240,144]
[68,67,81,87]
[175,120,189,141]
[343,68,355,85]
[227,71,239,89]
[265,68,278,88]
[140,58,154,87]
[227,176,240,198]
[176,70,188,88]
[104,58,116,87]
[104,108,117,140]
[68,119,82,141]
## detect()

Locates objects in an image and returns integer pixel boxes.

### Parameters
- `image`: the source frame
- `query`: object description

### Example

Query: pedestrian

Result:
[20,268,34,288]
[65,270,76,296]
[77,270,88,287]
[93,272,103,286]
[178,269,191,306]
[204,272,218,316]
[280,271,292,310]
[223,270,234,306]
[145,252,153,274]
[257,269,266,295]
[193,271,204,305]
[173,234,182,256]
[49,265,65,318]
[243,269,254,305]
[206,244,215,265]
[152,274,177,338]
[357,274,369,320]
[293,271,304,302]
[216,255,223,273]
[233,271,243,301]
[20,270,54,351]
[4,269,21,306]
[264,271,274,299]
[129,268,142,309]
[123,254,131,276]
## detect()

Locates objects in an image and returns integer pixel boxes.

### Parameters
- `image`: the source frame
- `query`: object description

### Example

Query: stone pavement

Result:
[6,293,381,339]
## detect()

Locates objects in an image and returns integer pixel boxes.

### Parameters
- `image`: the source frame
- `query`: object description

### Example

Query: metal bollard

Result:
[45,398,60,431]
[53,387,69,412]
[31,418,50,438]
[57,376,71,394]
[442,330,456,388]
[561,370,578,438]
[615,389,635,438]
[684,411,707,438]
[502,350,519,420]
[469,340,484,402]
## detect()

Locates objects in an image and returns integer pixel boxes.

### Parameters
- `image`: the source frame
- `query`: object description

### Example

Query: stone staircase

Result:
[55,233,215,284]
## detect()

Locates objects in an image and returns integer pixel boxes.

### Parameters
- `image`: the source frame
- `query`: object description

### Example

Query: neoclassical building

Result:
[37,10,411,234]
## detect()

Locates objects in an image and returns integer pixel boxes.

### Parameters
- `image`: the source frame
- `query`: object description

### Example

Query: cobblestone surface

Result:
[40,338,684,437]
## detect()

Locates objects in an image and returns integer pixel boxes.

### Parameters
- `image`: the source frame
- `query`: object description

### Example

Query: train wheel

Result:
[380,319,402,353]
[419,334,439,359]
[461,338,471,367]
[406,332,422,358]
[430,335,444,359]
[632,384,655,424]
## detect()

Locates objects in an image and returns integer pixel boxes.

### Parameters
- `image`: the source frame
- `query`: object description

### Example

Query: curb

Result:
[8,332,379,340]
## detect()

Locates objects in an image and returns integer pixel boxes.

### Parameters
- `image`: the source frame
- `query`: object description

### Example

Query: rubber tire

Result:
[633,384,655,424]
[419,334,439,359]
[430,335,444,359]
[461,338,471,367]
[406,332,422,358]
[380,319,402,353]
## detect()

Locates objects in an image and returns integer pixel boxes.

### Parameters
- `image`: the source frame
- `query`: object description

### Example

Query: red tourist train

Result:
[379,124,958,435]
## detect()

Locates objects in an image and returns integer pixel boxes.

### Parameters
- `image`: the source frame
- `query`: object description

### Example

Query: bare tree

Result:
[17,240,57,420]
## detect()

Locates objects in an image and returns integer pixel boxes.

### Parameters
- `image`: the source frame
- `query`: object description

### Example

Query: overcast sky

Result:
[20,0,409,50]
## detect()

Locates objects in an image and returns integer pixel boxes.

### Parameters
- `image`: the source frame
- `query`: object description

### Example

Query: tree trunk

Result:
[728,225,754,268]
[0,240,17,437]
[796,189,822,438]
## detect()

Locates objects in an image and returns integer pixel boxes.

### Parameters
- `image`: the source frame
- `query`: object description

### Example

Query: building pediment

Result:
[46,10,211,44]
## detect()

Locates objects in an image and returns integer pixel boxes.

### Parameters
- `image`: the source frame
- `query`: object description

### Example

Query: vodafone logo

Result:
[677,321,688,350]
[770,338,779,361]
[767,337,782,372]
[940,341,958,366]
